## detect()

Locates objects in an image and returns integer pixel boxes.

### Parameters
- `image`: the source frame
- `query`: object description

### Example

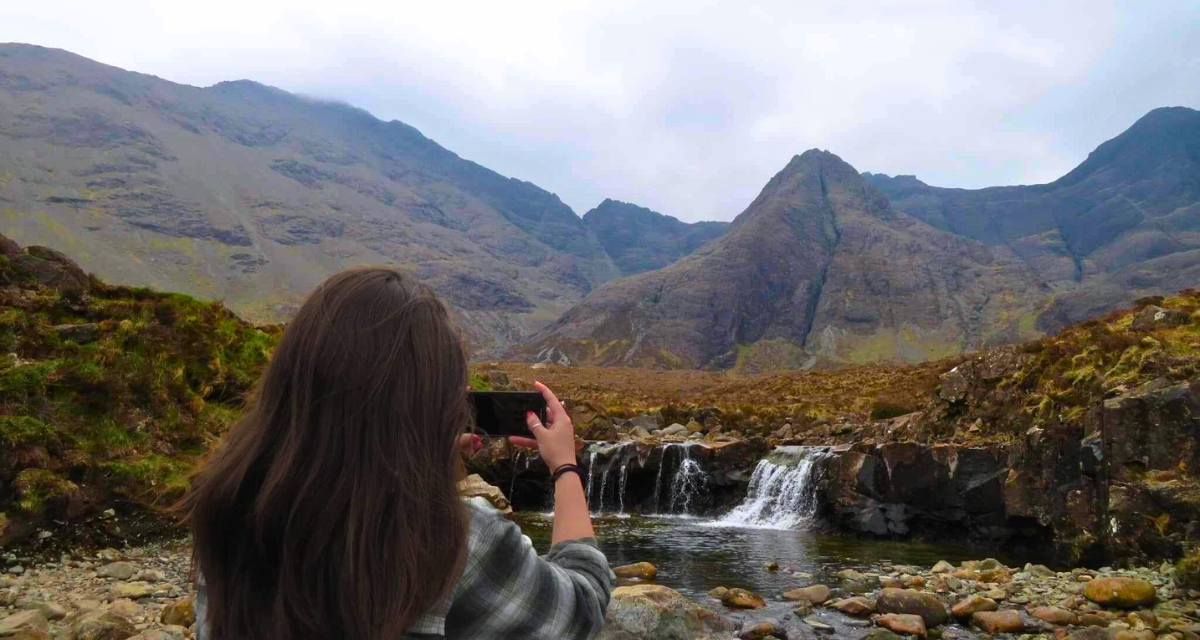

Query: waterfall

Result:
[617,456,630,514]
[651,443,705,515]
[584,442,634,515]
[585,449,599,507]
[508,450,524,503]
[716,446,828,529]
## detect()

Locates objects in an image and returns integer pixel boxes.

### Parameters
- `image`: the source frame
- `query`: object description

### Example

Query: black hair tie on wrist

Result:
[551,463,584,484]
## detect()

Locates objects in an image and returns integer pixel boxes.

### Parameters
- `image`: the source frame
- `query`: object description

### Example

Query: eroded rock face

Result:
[597,585,736,640]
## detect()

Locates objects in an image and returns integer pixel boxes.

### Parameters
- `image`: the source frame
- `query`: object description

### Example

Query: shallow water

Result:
[514,512,1023,602]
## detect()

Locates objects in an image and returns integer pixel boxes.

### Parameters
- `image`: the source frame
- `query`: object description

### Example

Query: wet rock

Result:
[951,595,998,620]
[69,609,136,640]
[805,617,835,634]
[865,629,905,640]
[782,585,830,604]
[613,562,658,581]
[1079,614,1111,628]
[110,582,154,600]
[707,587,728,599]
[838,569,877,585]
[1069,627,1116,640]
[876,613,928,637]
[1032,606,1080,626]
[662,424,688,436]
[0,610,50,636]
[159,597,195,627]
[932,561,954,574]
[835,597,876,617]
[98,563,136,580]
[1083,578,1157,609]
[971,610,1025,634]
[456,474,512,515]
[598,584,736,640]
[720,588,766,609]
[877,589,949,627]
[740,621,787,640]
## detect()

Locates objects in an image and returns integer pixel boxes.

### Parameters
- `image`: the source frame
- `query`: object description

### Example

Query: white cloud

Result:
[2,0,1197,221]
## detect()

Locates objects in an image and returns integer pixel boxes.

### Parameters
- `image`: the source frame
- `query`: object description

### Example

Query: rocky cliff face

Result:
[865,106,1200,332]
[525,150,1046,369]
[582,199,728,276]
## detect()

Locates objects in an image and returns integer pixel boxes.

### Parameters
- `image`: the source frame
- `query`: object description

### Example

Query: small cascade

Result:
[585,449,599,506]
[508,449,524,503]
[651,443,706,515]
[716,446,828,529]
[583,442,635,515]
[617,456,630,514]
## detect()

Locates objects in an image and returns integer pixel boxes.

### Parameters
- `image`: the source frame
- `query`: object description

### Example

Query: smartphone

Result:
[468,391,547,437]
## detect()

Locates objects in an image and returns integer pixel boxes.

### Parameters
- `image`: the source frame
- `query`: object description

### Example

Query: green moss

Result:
[1176,548,1200,589]
[0,415,55,446]
[13,469,77,514]
[468,372,493,391]
[0,360,59,409]
[104,454,193,496]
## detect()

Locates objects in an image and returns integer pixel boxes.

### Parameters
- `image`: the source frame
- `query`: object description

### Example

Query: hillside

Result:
[528,109,1200,370]
[0,44,607,352]
[865,106,1200,330]
[525,150,1046,369]
[0,233,275,546]
[582,199,728,275]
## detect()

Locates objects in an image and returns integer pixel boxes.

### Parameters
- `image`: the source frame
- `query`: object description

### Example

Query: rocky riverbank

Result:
[601,556,1200,640]
[3,534,1195,640]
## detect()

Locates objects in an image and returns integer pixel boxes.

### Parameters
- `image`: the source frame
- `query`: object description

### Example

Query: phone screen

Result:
[467,391,547,437]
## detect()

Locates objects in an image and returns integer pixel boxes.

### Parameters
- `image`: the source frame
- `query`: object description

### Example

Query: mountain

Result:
[0,44,638,351]
[864,106,1200,328]
[582,199,728,275]
[524,150,1047,370]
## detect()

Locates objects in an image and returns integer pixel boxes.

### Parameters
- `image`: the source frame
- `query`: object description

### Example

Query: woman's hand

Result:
[509,381,577,470]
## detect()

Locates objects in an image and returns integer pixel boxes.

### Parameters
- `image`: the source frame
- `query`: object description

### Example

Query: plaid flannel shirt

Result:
[196,497,615,640]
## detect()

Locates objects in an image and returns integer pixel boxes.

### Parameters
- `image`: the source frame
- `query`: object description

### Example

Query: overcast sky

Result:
[3,1,1198,222]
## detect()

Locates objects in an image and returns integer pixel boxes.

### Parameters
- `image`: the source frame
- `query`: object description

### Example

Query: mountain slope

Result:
[582,199,728,275]
[525,151,1044,370]
[0,43,622,351]
[865,106,1200,329]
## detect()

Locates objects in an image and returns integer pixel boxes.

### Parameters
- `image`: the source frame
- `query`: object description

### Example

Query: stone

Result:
[127,632,177,640]
[720,588,766,609]
[972,610,1025,634]
[613,562,658,581]
[597,584,736,640]
[976,559,1003,571]
[939,363,974,402]
[661,423,688,436]
[110,582,154,600]
[1079,615,1111,628]
[1114,631,1156,640]
[764,562,779,572]
[877,589,949,627]
[1131,305,1188,331]
[740,621,787,640]
[707,587,728,599]
[53,323,99,344]
[952,595,998,620]
[1028,564,1057,578]
[69,609,137,640]
[782,585,830,604]
[109,600,140,618]
[98,563,136,581]
[839,569,876,585]
[7,629,52,640]
[932,561,955,574]
[1083,578,1157,609]
[866,629,906,640]
[876,613,928,637]
[0,610,49,636]
[21,602,68,621]
[456,474,512,515]
[835,597,876,617]
[96,550,121,562]
[1069,627,1117,640]
[1032,607,1080,626]
[132,570,165,582]
[806,617,835,634]
[686,420,705,434]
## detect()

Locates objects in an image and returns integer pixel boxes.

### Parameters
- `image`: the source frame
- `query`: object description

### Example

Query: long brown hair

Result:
[180,267,471,640]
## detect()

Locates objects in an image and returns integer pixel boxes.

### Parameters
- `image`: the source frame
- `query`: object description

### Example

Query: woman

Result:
[180,267,613,640]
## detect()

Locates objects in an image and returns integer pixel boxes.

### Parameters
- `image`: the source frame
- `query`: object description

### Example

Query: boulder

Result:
[834,597,876,617]
[0,610,49,636]
[69,609,136,640]
[876,589,948,627]
[661,423,688,436]
[938,362,975,402]
[597,585,736,640]
[108,601,140,618]
[629,416,659,432]
[1082,578,1157,609]
[457,474,512,515]
[875,613,927,637]
[971,610,1025,634]
[720,588,766,609]
[1031,606,1080,626]
[98,562,136,580]
[613,562,658,580]
[740,620,787,640]
[931,561,954,574]
[1027,564,1056,578]
[782,585,830,604]
[110,583,154,600]
[159,597,196,627]
[951,595,998,620]
[21,602,67,621]
[707,587,728,599]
